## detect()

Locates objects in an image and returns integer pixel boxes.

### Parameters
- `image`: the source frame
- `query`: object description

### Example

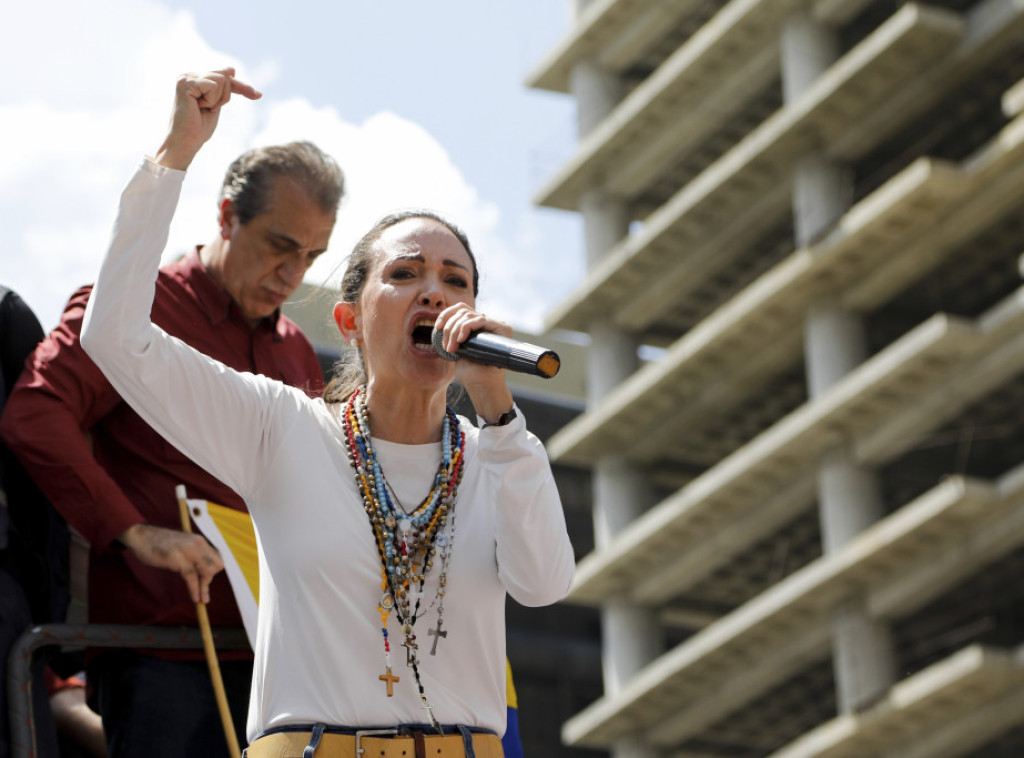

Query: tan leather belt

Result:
[245,728,503,758]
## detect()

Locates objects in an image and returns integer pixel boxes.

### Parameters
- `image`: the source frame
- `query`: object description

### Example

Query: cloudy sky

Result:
[0,1,584,336]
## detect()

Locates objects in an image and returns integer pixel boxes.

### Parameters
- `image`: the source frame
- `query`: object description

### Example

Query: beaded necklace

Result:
[341,386,465,728]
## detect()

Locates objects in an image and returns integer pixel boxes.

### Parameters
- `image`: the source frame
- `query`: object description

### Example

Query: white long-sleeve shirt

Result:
[81,159,575,741]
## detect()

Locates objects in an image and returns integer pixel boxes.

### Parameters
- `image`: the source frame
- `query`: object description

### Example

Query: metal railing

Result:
[7,623,249,758]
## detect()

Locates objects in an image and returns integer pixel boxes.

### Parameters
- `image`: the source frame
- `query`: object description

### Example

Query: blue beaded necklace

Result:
[341,386,465,728]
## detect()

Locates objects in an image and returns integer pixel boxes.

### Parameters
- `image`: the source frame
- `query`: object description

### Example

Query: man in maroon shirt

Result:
[0,138,344,757]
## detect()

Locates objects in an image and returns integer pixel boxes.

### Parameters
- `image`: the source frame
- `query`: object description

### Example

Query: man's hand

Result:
[155,67,261,171]
[119,523,224,604]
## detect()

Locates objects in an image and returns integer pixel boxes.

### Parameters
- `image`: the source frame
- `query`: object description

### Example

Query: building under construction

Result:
[528,0,1024,756]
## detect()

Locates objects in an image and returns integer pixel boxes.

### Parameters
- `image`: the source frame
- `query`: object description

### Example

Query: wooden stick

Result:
[176,484,242,758]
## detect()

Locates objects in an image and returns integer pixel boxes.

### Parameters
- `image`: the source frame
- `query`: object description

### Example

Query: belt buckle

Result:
[355,728,400,755]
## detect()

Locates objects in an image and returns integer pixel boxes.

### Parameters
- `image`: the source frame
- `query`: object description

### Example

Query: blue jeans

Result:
[90,649,252,758]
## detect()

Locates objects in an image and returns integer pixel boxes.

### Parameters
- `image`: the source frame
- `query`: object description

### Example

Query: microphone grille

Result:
[432,327,459,362]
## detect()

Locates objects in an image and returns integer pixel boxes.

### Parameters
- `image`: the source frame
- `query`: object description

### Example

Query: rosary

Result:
[341,387,464,727]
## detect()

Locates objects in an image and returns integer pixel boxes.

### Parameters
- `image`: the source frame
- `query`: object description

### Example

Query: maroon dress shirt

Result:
[0,249,325,651]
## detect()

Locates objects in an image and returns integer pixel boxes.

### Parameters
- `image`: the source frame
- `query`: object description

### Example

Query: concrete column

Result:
[572,48,662,758]
[589,333,662,754]
[592,456,648,550]
[804,302,867,395]
[573,0,592,22]
[570,59,625,139]
[792,153,848,248]
[783,10,898,713]
[597,455,661,693]
[818,446,887,553]
[832,598,899,707]
[781,11,840,103]
[580,189,631,271]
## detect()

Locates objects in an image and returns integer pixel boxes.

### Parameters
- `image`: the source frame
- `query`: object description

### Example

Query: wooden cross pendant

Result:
[379,667,400,697]
[428,619,448,656]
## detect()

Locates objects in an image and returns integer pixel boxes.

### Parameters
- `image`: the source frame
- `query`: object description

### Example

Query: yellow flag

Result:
[184,495,259,647]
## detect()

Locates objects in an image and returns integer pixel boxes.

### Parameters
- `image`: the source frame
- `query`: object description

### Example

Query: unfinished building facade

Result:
[529,1,1024,756]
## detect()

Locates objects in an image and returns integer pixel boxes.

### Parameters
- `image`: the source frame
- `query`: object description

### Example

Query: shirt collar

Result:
[179,248,284,339]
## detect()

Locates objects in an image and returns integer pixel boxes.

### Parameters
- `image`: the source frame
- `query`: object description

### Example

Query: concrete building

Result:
[528,1,1024,756]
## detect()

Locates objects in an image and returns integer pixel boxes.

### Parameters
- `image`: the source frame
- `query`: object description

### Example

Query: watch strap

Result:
[481,406,517,429]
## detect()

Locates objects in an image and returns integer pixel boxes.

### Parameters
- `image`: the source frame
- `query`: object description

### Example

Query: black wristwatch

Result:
[481,406,517,429]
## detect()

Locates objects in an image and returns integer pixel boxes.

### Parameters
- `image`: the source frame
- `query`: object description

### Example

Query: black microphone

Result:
[432,327,560,378]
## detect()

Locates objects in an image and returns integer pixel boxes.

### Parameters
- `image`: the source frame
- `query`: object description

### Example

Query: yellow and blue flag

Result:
[502,658,524,757]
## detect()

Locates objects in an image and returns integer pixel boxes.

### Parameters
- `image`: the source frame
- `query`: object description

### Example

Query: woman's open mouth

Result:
[411,321,436,352]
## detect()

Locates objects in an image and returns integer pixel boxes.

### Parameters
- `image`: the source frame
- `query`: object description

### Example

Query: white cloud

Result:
[246,101,585,332]
[0,0,574,336]
[247,102,503,284]
[0,0,251,331]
